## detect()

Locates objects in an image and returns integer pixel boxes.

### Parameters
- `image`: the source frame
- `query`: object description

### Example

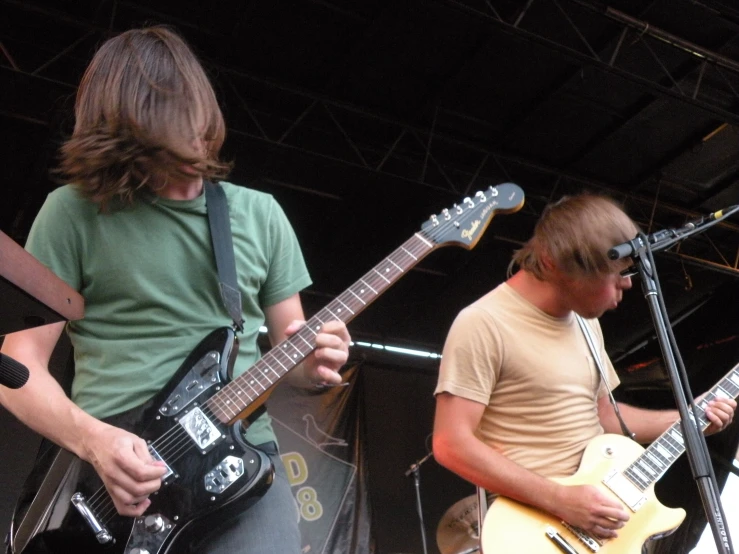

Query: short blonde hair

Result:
[58,26,231,208]
[510,194,640,279]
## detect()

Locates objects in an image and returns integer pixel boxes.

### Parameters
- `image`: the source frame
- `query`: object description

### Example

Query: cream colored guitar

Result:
[481,361,739,554]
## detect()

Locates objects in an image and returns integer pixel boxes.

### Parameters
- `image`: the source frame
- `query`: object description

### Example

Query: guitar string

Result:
[202,245,422,416]
[145,236,435,466]
[622,367,739,492]
[82,190,508,524]
[88,257,419,517]
[156,236,429,448]
[82,191,519,522]
[89,229,438,521]
[626,376,737,489]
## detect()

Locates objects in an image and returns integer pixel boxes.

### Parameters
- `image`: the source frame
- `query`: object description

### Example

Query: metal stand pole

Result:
[612,225,737,554]
[405,451,433,554]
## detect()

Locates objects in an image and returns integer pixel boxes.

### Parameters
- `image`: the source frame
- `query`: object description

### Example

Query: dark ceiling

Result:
[2,0,739,368]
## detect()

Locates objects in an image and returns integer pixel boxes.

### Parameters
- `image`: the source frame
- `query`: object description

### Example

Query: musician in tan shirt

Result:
[433,193,736,541]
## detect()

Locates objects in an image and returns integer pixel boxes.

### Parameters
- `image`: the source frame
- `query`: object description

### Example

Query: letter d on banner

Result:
[282,451,309,486]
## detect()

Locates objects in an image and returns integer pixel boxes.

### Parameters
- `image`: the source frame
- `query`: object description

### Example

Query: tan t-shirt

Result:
[435,283,620,479]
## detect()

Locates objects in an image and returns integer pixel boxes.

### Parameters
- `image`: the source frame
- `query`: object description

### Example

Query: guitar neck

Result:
[623,362,739,490]
[199,182,526,424]
[207,232,437,423]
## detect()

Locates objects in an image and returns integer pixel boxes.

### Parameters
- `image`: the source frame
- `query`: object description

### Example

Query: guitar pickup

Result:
[178,407,223,452]
[602,469,647,512]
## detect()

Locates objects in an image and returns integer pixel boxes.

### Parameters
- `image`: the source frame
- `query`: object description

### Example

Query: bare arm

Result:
[0,324,165,516]
[433,392,629,539]
[599,395,735,443]
[263,293,350,388]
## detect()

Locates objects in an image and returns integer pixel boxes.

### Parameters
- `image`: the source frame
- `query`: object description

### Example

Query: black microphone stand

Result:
[405,450,434,554]
[610,208,738,554]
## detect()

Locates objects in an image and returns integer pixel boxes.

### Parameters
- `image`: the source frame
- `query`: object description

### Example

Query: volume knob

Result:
[144,514,165,533]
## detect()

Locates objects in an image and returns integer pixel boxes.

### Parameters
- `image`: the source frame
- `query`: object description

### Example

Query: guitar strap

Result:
[576,315,636,440]
[204,181,245,333]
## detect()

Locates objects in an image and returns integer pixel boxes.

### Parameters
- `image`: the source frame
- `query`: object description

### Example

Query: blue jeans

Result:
[189,443,301,554]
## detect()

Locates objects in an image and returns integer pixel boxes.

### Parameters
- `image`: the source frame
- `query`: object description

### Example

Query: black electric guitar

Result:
[9,183,525,554]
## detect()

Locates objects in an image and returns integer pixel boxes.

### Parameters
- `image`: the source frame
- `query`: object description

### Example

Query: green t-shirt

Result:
[25,181,312,446]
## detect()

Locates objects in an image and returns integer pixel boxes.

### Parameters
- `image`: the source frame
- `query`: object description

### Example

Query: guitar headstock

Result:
[421,183,525,249]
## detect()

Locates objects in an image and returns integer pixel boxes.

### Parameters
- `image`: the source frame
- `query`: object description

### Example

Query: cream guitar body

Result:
[481,433,686,553]
[481,362,739,553]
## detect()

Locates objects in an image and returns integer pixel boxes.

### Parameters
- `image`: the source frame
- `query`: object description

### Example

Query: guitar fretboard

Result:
[623,362,739,491]
[195,182,525,423]
[205,232,436,423]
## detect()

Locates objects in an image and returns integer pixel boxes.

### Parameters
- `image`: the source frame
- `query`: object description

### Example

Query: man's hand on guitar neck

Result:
[549,484,630,540]
[81,420,168,517]
[263,294,351,389]
[701,396,736,436]
[284,319,351,388]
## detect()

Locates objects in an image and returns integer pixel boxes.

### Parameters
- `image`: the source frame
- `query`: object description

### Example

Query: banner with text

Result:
[268,363,372,554]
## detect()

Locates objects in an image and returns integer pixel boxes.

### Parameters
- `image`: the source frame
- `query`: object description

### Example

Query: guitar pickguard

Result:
[160,350,222,417]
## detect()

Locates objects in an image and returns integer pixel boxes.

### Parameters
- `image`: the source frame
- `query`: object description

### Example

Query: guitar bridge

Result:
[545,526,579,554]
[560,522,601,552]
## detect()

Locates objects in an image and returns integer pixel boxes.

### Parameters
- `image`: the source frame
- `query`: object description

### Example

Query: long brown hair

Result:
[57,26,231,208]
[509,193,640,279]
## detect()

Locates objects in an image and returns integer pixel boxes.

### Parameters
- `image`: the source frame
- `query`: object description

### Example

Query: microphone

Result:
[608,206,735,261]
[0,354,30,389]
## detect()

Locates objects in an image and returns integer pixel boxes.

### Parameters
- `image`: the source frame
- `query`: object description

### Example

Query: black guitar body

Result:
[10,327,274,554]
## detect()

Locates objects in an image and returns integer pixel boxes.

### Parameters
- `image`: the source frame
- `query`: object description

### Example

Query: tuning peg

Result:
[476,190,487,202]
[430,214,439,227]
[455,204,463,214]
[442,208,451,221]
[464,197,474,209]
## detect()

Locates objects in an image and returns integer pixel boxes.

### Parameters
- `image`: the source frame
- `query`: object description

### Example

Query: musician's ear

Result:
[540,252,558,278]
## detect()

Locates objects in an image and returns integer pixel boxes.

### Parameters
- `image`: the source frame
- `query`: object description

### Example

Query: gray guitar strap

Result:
[576,315,636,440]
